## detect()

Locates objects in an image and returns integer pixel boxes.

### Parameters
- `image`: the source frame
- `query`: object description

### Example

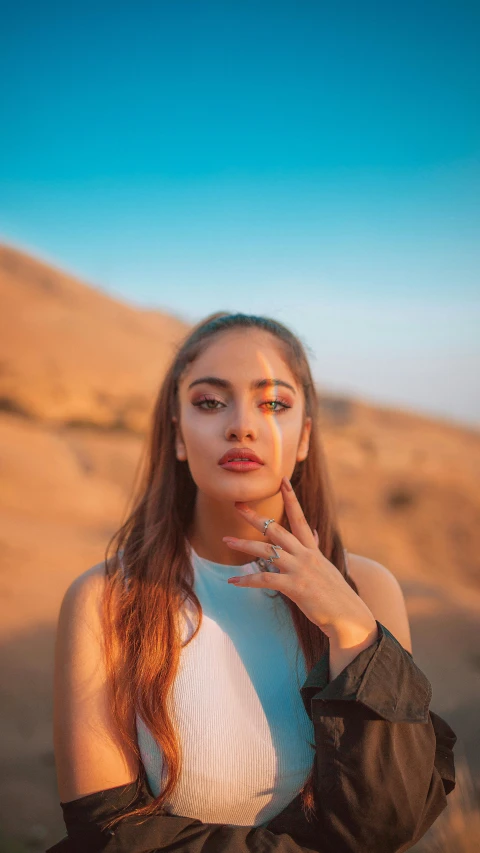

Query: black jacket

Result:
[46,620,457,853]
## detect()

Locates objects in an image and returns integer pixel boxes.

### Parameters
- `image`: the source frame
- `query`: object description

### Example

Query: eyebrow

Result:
[187,376,297,394]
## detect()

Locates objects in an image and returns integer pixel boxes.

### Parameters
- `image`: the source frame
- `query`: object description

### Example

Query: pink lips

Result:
[219,459,263,472]
[218,448,264,465]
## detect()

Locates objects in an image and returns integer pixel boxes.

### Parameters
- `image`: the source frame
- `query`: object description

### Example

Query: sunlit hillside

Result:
[0,243,479,850]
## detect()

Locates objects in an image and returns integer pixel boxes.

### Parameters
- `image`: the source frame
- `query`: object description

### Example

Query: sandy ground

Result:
[0,243,479,850]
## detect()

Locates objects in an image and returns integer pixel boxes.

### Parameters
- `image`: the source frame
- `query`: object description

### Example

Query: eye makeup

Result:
[191,394,292,414]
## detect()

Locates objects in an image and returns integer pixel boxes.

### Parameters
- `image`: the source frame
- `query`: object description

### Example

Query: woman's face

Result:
[174,328,312,504]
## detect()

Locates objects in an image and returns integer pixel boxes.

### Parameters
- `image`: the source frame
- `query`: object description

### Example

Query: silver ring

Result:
[263,518,275,536]
[269,544,283,560]
[258,543,283,570]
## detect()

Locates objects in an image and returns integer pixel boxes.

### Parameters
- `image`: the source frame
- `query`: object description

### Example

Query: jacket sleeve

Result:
[268,619,456,853]
[46,620,456,853]
[45,779,321,853]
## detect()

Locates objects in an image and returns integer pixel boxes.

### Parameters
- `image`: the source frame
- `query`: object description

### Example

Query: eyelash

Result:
[192,395,292,414]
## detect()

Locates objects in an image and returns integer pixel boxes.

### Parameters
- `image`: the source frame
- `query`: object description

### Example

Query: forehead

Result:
[180,328,297,388]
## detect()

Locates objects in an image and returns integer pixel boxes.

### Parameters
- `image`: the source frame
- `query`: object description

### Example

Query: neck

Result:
[187,489,286,566]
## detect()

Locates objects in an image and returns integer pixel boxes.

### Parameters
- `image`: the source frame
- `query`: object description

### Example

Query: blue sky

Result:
[1,0,479,427]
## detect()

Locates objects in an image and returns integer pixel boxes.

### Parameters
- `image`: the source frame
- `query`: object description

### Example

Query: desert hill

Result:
[0,242,478,850]
[0,243,190,431]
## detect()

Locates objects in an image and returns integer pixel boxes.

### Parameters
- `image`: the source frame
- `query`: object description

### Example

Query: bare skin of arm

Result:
[53,563,139,802]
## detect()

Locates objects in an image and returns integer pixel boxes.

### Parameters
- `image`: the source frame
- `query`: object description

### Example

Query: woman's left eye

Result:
[261,399,291,413]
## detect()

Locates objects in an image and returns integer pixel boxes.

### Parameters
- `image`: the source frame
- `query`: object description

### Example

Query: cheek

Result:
[256,420,303,474]
[264,415,302,450]
[182,438,212,489]
[181,414,218,462]
[282,433,304,462]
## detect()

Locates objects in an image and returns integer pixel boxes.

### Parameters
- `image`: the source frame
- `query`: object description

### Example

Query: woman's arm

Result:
[48,618,456,853]
[53,564,139,801]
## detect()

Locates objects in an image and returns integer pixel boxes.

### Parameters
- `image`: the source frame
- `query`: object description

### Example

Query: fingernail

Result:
[282,476,292,491]
[223,537,237,544]
[228,577,242,584]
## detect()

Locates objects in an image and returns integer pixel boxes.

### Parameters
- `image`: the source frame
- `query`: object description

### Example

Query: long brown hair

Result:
[100,312,359,830]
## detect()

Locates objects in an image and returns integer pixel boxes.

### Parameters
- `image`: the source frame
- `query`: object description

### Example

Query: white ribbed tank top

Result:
[131,542,330,829]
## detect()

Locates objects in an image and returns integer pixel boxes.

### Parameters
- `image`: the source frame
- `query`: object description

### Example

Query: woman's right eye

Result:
[192,396,224,410]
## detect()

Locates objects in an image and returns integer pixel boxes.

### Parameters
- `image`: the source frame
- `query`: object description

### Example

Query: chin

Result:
[204,473,279,503]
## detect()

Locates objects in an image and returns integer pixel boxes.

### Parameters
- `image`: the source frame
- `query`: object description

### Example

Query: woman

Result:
[48,312,456,853]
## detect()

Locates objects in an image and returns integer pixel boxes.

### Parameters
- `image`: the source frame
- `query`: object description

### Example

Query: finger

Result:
[281,477,317,549]
[227,569,291,592]
[222,537,295,572]
[233,504,303,557]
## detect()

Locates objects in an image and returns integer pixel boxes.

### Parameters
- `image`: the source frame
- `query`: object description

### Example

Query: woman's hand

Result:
[224,476,376,643]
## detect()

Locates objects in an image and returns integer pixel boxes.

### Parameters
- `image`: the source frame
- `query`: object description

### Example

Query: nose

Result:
[225,401,257,442]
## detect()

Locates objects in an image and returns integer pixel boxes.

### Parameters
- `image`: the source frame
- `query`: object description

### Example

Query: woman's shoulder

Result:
[68,552,122,592]
[344,552,413,654]
[56,559,124,683]
[66,560,107,595]
[60,556,121,625]
[58,563,106,636]
[345,552,397,590]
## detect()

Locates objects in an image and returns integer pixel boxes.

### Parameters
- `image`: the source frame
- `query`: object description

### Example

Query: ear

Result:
[296,416,312,463]
[171,416,188,461]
